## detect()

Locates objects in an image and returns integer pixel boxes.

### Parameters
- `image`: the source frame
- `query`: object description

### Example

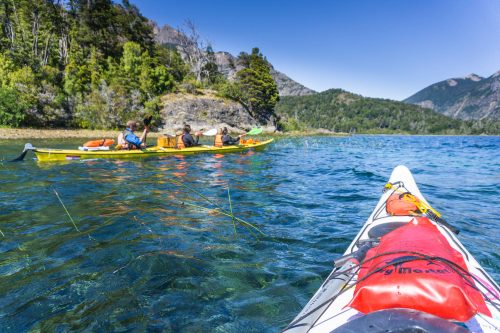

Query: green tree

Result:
[234,47,279,121]
[146,64,174,96]
[155,45,189,82]
[88,47,103,89]
[0,52,15,86]
[0,87,27,126]
[122,41,142,78]
[63,44,91,96]
[8,66,38,108]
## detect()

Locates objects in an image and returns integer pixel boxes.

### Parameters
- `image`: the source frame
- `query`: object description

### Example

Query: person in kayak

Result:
[214,127,245,147]
[118,120,149,149]
[177,124,202,149]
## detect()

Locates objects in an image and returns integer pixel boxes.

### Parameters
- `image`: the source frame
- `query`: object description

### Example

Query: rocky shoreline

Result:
[0,128,160,140]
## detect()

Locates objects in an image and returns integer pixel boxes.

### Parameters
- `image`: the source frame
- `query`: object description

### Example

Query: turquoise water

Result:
[0,135,498,332]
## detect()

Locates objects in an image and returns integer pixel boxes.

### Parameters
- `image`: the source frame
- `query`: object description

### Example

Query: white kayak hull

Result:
[284,165,499,333]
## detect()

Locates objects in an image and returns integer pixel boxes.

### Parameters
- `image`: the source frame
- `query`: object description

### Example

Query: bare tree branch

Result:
[176,19,211,82]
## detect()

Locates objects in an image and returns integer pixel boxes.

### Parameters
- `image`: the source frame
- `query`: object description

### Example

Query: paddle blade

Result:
[202,128,217,136]
[144,115,153,126]
[246,128,262,135]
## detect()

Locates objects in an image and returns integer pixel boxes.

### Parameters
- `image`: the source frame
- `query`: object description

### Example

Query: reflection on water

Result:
[0,136,499,332]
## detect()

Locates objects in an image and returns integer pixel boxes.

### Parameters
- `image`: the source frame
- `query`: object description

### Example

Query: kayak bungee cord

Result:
[385,182,442,218]
[344,250,500,307]
[370,182,410,221]
[372,181,460,234]
[283,249,500,332]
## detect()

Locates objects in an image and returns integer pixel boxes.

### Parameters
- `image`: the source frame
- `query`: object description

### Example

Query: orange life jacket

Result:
[214,134,223,147]
[177,134,185,149]
[83,138,115,147]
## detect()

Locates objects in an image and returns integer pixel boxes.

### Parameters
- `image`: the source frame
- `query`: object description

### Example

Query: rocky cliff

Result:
[404,71,500,120]
[159,90,276,134]
[152,23,315,97]
[270,67,316,97]
[152,23,184,47]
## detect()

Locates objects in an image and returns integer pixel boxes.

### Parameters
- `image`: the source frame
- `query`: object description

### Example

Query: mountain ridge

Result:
[404,71,500,120]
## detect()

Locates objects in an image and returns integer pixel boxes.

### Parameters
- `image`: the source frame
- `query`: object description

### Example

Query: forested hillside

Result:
[276,89,499,134]
[0,0,279,129]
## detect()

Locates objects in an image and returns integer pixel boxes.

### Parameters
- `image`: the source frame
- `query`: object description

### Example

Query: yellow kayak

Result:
[32,139,274,162]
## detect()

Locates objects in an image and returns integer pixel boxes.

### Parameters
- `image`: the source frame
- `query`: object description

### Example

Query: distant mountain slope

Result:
[152,23,315,97]
[276,89,499,134]
[404,72,500,120]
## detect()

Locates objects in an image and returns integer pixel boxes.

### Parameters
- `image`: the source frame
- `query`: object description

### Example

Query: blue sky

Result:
[131,0,500,100]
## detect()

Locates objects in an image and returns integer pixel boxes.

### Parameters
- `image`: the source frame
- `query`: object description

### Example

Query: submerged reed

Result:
[53,188,80,232]
[167,177,264,236]
[227,186,237,235]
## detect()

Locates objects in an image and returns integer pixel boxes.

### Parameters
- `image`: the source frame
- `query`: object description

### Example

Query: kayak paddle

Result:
[9,143,35,162]
[246,128,262,135]
[202,128,218,136]
[144,114,153,126]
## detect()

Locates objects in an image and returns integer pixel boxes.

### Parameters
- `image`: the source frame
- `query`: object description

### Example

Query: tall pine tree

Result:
[235,47,279,122]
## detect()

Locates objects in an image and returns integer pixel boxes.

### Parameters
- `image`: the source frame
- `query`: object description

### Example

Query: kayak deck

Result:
[33,139,273,162]
[284,165,499,333]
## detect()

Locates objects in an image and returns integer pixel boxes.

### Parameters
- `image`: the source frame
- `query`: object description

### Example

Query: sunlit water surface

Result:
[0,135,498,332]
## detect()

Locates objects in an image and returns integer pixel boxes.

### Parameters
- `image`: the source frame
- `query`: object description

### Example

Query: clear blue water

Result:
[0,135,498,332]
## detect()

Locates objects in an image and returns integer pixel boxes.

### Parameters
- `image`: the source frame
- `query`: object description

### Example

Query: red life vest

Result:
[349,217,491,321]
